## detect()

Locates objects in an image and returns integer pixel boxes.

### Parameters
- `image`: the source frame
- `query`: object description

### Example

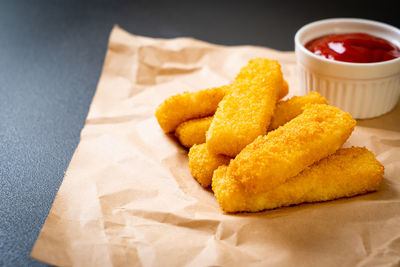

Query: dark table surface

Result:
[1,0,399,266]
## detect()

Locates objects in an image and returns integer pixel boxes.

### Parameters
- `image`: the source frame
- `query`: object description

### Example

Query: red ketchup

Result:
[305,32,400,63]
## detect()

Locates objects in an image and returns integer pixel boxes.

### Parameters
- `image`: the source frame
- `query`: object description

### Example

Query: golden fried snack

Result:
[175,93,327,148]
[175,116,213,147]
[182,94,326,186]
[279,79,289,99]
[268,92,328,131]
[228,104,356,193]
[212,147,384,213]
[188,143,231,187]
[206,58,285,157]
[156,59,287,135]
[155,85,228,133]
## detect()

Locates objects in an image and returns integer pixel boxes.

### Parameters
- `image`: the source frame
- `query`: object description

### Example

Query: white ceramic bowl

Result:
[295,18,400,119]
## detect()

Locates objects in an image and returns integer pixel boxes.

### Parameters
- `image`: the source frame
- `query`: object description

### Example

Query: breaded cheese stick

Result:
[268,92,328,131]
[155,85,228,133]
[279,79,289,99]
[175,116,213,148]
[206,58,285,157]
[188,143,231,187]
[174,81,288,148]
[228,104,356,193]
[176,93,327,148]
[212,147,384,213]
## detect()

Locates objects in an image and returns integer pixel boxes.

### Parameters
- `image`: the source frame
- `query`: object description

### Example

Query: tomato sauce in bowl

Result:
[305,32,400,63]
[295,18,400,118]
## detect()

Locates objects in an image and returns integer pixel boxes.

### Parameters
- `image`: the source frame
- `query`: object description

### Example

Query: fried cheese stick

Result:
[155,85,228,133]
[268,92,328,131]
[228,104,356,193]
[280,79,289,100]
[186,94,328,187]
[212,147,384,213]
[156,79,288,134]
[187,143,231,187]
[206,58,285,157]
[175,116,213,148]
[176,92,327,148]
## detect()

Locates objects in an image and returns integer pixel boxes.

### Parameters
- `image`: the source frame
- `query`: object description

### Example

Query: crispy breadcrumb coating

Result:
[188,143,231,187]
[183,94,328,186]
[175,93,327,148]
[206,58,285,157]
[228,104,356,193]
[269,92,328,131]
[212,147,384,213]
[156,58,288,134]
[279,79,289,99]
[155,85,228,133]
[175,116,213,148]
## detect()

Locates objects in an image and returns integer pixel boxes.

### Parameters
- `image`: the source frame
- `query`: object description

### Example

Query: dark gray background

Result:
[0,0,398,266]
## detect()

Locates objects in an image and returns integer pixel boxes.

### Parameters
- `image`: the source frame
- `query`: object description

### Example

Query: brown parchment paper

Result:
[31,26,400,267]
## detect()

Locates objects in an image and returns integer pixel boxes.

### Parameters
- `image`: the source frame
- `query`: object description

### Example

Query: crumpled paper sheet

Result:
[31,26,400,267]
